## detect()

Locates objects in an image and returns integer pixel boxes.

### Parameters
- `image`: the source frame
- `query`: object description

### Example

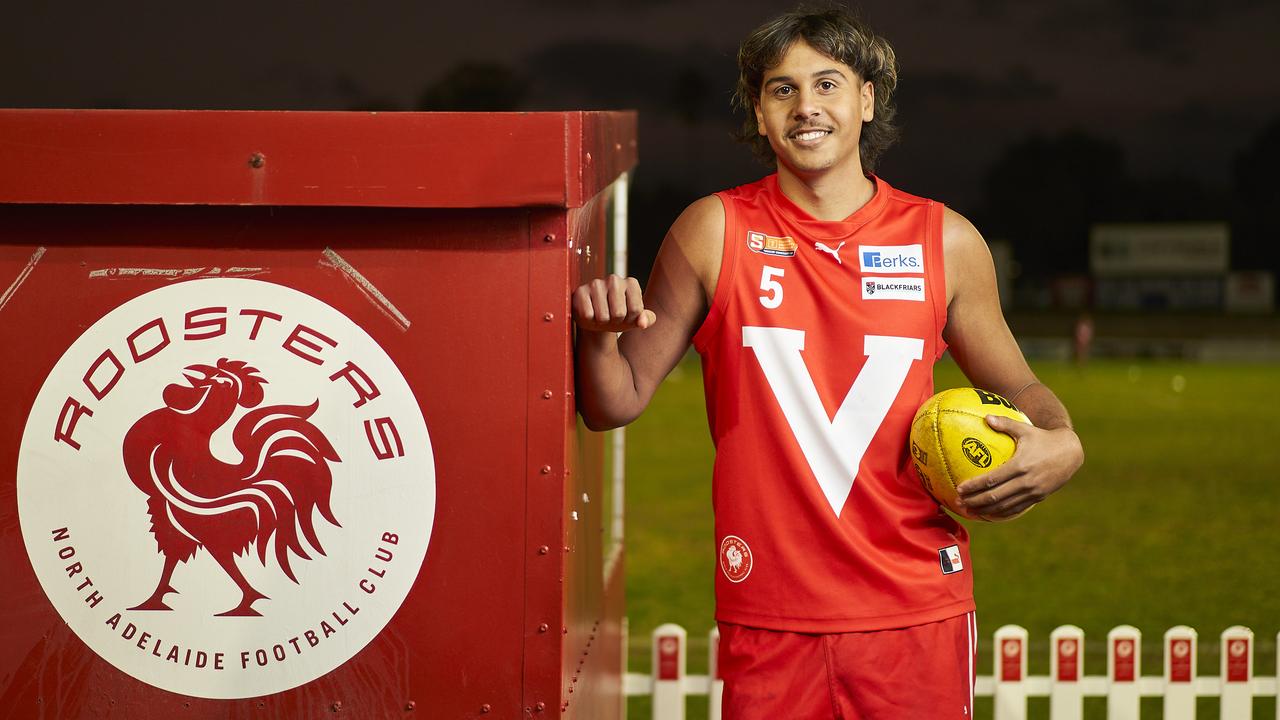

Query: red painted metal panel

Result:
[0,110,635,210]
[0,206,533,717]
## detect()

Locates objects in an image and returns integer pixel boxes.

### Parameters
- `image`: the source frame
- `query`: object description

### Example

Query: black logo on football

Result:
[911,440,928,465]
[914,463,934,493]
[961,437,992,468]
[973,388,1018,411]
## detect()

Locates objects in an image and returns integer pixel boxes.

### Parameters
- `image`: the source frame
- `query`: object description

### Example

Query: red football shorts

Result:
[718,612,978,720]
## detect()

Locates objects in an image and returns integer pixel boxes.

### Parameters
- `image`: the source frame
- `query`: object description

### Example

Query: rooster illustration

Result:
[123,358,341,617]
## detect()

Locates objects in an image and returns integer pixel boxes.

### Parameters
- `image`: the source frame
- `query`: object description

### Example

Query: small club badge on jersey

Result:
[939,544,964,575]
[719,535,753,583]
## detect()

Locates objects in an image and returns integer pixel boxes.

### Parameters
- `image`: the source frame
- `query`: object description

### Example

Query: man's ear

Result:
[754,100,765,135]
[862,81,875,122]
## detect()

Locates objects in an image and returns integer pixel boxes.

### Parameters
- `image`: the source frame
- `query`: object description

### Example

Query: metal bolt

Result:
[540,465,551,474]
[249,153,265,169]
[331,701,342,712]
[405,700,416,711]
[543,312,554,322]
[480,704,491,714]
[538,545,549,555]
[542,389,553,399]
[535,702,546,712]
[538,623,549,633]
[543,234,556,243]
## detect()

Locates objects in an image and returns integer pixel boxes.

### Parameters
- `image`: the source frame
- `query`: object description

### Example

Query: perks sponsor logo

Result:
[859,244,923,273]
[17,278,435,699]
[719,535,753,583]
[861,278,925,301]
[747,231,797,258]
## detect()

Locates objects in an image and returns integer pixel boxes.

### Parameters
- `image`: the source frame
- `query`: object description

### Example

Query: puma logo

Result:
[815,241,845,264]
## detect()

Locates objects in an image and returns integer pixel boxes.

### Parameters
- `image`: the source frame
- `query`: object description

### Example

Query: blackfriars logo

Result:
[719,535,753,583]
[18,278,435,699]
[861,278,925,302]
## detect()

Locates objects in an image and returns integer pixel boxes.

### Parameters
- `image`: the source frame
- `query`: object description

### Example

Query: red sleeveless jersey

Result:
[692,174,973,632]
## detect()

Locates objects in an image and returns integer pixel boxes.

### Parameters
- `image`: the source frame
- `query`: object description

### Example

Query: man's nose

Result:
[792,88,821,120]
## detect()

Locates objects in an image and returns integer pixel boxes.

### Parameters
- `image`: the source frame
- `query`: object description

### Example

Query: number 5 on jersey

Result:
[759,266,785,309]
[743,327,924,516]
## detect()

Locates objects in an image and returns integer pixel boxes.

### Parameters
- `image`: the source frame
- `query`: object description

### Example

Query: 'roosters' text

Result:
[52,304,405,461]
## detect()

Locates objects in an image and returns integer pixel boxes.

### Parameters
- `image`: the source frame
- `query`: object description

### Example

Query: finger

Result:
[981,495,1039,521]
[957,464,1019,498]
[624,277,645,326]
[986,414,1032,437]
[958,472,1029,511]
[590,279,611,328]
[606,275,628,323]
[571,285,595,324]
[637,309,657,329]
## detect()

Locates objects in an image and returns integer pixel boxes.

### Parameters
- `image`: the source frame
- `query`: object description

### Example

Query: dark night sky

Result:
[4,1,1279,265]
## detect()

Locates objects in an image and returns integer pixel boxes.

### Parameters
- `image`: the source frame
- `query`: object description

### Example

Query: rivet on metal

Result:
[543,312,554,322]
[538,623,549,633]
[480,704,491,714]
[538,545,549,555]
[540,465,551,474]
[543,233,556,243]
[405,700,416,711]
[542,389,553,399]
[535,702,546,712]
[331,701,343,712]
[249,153,265,169]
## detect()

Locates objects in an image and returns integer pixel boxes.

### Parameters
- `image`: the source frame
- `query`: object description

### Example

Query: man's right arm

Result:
[573,195,724,430]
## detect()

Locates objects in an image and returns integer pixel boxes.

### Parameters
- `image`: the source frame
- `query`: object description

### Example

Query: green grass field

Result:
[623,356,1280,719]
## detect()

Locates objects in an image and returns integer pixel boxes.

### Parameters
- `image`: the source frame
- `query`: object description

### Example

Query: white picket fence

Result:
[624,623,1278,719]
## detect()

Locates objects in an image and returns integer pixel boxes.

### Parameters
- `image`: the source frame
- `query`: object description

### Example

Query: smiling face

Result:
[754,40,875,178]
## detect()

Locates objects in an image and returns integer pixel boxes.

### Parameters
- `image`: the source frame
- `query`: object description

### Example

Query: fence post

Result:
[993,625,1028,720]
[1050,625,1084,720]
[1107,625,1141,720]
[1163,626,1197,720]
[652,623,686,720]
[708,627,722,720]
[1220,626,1253,720]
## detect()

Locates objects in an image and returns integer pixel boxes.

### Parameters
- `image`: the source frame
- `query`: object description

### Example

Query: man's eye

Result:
[818,80,836,91]
[774,86,793,97]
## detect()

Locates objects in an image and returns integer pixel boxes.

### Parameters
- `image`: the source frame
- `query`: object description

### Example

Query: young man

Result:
[574,7,1083,718]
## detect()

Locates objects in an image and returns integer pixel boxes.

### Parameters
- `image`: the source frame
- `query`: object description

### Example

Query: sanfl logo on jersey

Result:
[747,231,797,258]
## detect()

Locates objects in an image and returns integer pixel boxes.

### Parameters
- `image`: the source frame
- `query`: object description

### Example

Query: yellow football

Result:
[909,387,1032,520]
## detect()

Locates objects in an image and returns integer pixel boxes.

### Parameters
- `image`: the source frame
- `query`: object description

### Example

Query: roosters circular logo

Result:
[719,535,753,584]
[17,278,435,699]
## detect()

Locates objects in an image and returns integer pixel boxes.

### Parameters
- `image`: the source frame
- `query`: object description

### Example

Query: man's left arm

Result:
[939,207,1085,520]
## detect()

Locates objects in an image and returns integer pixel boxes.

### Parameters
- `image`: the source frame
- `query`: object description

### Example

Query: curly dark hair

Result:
[733,4,900,173]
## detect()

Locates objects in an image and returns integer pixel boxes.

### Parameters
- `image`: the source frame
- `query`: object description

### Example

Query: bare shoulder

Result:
[941,206,994,305]
[663,194,726,301]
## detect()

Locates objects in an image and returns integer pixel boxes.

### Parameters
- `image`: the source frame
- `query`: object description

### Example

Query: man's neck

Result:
[776,162,876,221]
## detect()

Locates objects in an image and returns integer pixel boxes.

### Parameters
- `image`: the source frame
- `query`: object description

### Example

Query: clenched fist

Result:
[572,274,657,333]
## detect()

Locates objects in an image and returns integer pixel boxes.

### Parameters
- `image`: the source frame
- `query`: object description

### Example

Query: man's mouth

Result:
[790,128,832,142]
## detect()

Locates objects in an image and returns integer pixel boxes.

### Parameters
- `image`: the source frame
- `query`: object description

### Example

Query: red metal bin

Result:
[0,109,635,719]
